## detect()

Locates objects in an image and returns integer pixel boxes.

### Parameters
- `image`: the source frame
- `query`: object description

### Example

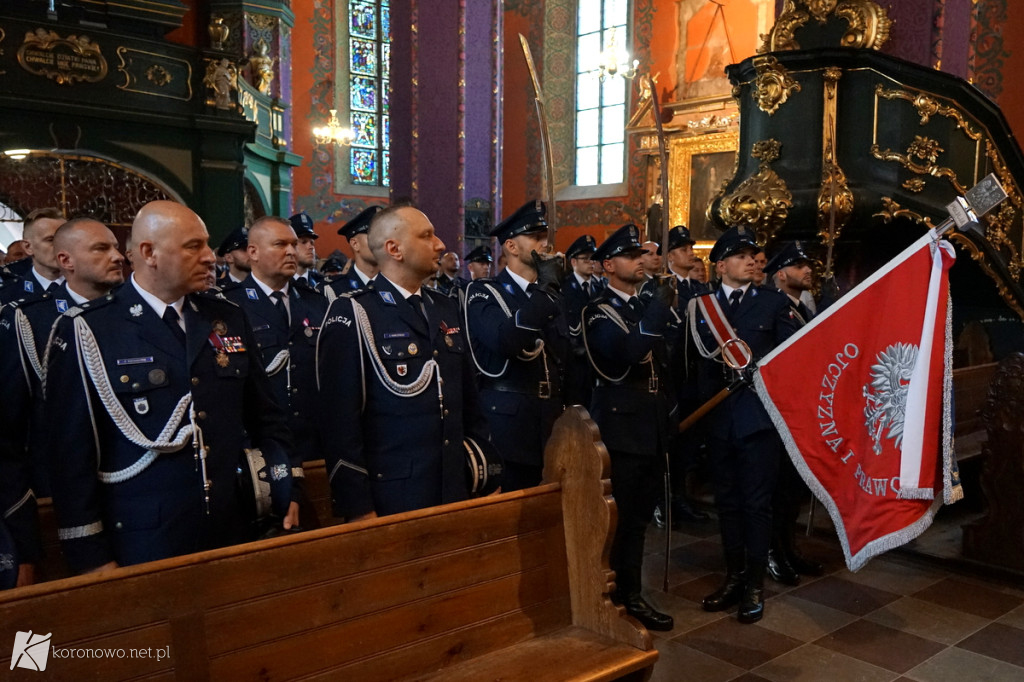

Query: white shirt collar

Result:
[353,265,373,285]
[380,275,421,300]
[32,267,64,290]
[506,267,534,294]
[719,282,751,300]
[131,274,184,320]
[251,273,290,299]
[65,285,90,306]
[573,271,591,287]
[607,285,634,304]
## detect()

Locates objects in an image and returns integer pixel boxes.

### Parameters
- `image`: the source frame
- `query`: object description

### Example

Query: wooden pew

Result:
[1,407,658,681]
[951,361,999,463]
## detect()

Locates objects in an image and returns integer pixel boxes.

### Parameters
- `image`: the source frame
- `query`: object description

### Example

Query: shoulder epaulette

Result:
[68,292,117,316]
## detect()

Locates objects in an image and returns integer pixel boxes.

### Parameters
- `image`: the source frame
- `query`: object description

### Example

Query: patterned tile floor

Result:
[641,514,1024,681]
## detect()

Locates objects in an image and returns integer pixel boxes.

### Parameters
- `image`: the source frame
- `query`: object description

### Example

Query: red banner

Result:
[753,232,960,571]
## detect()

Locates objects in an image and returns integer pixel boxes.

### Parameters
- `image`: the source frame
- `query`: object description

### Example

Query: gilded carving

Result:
[17,28,107,85]
[902,178,927,193]
[875,85,983,141]
[760,0,891,52]
[752,56,801,116]
[817,66,852,254]
[203,58,240,112]
[718,139,792,244]
[146,64,171,87]
[870,136,967,195]
[872,197,935,229]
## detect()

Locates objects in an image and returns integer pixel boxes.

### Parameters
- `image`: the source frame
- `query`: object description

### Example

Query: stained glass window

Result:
[575,0,630,186]
[349,0,390,186]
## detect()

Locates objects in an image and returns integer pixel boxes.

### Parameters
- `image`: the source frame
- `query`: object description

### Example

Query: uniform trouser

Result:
[772,447,806,537]
[501,461,544,492]
[608,449,664,597]
[669,398,705,501]
[708,431,781,565]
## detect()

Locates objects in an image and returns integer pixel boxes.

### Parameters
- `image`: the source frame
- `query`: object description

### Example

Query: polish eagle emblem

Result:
[862,343,918,455]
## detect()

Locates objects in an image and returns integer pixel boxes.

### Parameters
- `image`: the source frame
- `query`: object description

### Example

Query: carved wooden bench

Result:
[2,406,658,681]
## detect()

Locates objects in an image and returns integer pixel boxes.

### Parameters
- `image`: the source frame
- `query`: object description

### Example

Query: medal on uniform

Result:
[213,320,228,336]
[445,336,453,347]
[407,343,418,355]
[216,353,230,367]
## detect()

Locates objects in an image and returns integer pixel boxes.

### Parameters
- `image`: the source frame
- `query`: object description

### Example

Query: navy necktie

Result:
[729,289,743,313]
[407,293,428,324]
[162,306,186,345]
[271,290,290,326]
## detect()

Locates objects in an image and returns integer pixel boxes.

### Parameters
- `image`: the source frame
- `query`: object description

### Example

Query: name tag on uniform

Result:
[382,331,410,339]
[116,356,154,366]
[252,324,271,331]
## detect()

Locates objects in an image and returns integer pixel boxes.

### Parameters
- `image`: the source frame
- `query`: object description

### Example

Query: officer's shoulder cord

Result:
[581,302,632,383]
[351,297,441,400]
[265,349,289,376]
[14,306,42,386]
[324,285,337,304]
[686,297,724,363]
[72,314,196,483]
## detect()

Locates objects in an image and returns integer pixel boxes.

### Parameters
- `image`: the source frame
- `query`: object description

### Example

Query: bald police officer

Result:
[45,201,297,574]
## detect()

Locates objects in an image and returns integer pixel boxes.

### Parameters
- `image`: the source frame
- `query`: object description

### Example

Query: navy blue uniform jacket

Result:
[44,284,294,573]
[317,277,493,518]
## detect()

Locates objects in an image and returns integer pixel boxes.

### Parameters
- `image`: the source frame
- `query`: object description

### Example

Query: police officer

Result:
[225,217,328,523]
[321,205,383,301]
[452,244,492,309]
[435,251,460,296]
[215,226,250,288]
[582,223,678,631]
[44,201,297,574]
[317,205,498,520]
[764,241,824,584]
[690,226,800,623]
[465,200,569,491]
[661,224,712,526]
[0,217,127,585]
[561,234,599,407]
[1,208,65,304]
[289,212,324,291]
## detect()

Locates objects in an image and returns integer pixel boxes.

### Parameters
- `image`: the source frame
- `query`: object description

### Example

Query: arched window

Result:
[341,0,391,191]
[574,0,630,187]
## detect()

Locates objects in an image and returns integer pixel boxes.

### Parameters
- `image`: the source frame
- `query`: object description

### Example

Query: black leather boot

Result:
[620,593,674,631]
[671,499,710,525]
[780,526,824,576]
[702,551,745,612]
[739,562,766,624]
[767,534,800,586]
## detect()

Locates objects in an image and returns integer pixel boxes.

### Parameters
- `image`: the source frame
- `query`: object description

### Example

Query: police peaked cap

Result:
[490,200,548,242]
[289,211,319,239]
[337,205,384,239]
[593,224,644,262]
[216,225,249,256]
[566,234,598,260]
[709,225,762,262]
[765,240,818,276]
[465,244,493,264]
[667,225,696,252]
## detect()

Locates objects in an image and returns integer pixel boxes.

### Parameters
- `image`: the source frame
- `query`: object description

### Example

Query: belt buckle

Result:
[538,381,551,399]
[648,376,658,394]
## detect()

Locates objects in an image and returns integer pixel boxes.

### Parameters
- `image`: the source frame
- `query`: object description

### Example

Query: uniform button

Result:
[443,409,449,417]
[191,377,200,386]
[433,350,439,357]
[292,388,299,394]
[443,439,450,446]
[376,473,384,480]
[490,406,496,411]
[293,411,300,417]
[115,522,123,529]
[131,382,141,390]
[198,411,207,420]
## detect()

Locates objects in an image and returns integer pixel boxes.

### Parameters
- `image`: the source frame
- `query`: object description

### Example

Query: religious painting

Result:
[675,0,775,100]
[668,131,739,244]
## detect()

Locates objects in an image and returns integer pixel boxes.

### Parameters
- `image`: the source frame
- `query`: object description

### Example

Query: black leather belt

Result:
[481,379,560,399]
[595,376,660,393]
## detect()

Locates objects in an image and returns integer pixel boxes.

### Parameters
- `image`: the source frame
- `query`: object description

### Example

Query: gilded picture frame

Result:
[668,130,739,250]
